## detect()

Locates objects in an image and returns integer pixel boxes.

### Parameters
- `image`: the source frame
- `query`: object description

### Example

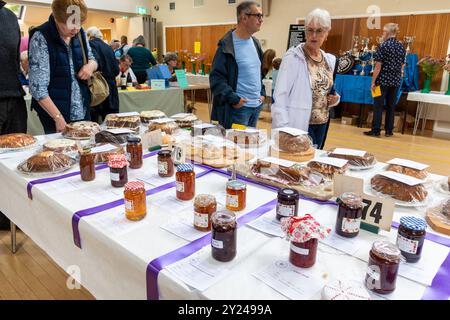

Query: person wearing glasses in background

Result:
[210,1,266,129]
[272,8,340,149]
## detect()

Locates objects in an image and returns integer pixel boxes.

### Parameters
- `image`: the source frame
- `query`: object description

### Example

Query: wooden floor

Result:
[1,101,449,300]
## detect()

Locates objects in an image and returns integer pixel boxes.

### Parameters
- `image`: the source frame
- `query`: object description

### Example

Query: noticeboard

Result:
[287,24,306,50]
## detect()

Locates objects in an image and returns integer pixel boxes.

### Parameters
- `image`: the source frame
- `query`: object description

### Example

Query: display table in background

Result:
[407,91,450,135]
[25,88,185,135]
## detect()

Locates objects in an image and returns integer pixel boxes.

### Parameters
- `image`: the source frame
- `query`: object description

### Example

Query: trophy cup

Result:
[360,60,368,76]
[352,36,360,59]
[361,37,371,53]
[403,36,415,55]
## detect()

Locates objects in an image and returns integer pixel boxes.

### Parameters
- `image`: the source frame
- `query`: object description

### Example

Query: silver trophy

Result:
[403,36,415,54]
[361,37,371,53]
[352,36,360,59]
[360,60,368,76]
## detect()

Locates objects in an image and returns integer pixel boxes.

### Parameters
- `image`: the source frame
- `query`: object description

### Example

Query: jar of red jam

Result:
[276,188,300,221]
[108,154,129,188]
[365,241,401,295]
[211,211,237,262]
[158,150,174,177]
[336,192,363,238]
[290,239,318,268]
[396,216,426,263]
[176,163,195,201]
[126,136,143,169]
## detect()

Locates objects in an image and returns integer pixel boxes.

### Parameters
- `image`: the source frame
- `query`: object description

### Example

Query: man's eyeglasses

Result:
[306,28,326,36]
[245,13,264,20]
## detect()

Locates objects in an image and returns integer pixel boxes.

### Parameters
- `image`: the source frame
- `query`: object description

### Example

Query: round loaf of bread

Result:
[25,151,73,172]
[274,131,312,153]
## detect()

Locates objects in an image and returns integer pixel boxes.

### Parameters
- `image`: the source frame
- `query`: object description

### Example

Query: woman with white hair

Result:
[87,26,120,122]
[272,8,340,149]
[19,51,29,86]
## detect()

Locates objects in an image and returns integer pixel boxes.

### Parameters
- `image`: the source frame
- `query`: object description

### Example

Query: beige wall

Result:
[152,0,450,56]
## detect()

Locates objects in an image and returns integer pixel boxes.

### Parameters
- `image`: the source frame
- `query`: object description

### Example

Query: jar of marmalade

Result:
[108,154,129,188]
[127,136,143,169]
[124,181,147,221]
[336,192,363,238]
[397,216,426,263]
[158,150,174,177]
[211,211,237,262]
[176,164,195,201]
[226,180,246,212]
[365,241,401,294]
[79,148,96,182]
[194,195,217,232]
[290,239,318,268]
[276,188,300,221]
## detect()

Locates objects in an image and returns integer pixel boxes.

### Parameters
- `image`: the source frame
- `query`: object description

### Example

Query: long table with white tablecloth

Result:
[25,88,185,136]
[0,135,449,300]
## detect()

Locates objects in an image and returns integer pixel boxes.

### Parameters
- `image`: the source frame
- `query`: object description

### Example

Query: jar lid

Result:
[177,163,194,172]
[338,192,363,209]
[372,241,401,262]
[278,188,300,200]
[194,194,217,207]
[158,150,172,157]
[125,181,145,192]
[400,216,427,232]
[227,180,247,190]
[108,154,129,168]
[127,136,141,143]
[211,210,236,225]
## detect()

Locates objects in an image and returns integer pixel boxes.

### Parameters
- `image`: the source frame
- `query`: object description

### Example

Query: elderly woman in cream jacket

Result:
[272,8,340,149]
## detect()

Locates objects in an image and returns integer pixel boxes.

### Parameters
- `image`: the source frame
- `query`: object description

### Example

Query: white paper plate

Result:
[348,160,378,171]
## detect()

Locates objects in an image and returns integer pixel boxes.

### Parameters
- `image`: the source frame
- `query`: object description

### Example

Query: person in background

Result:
[271,58,282,99]
[127,35,157,84]
[0,0,28,230]
[365,23,406,138]
[28,0,97,134]
[262,49,276,79]
[272,8,340,148]
[19,51,30,87]
[118,35,130,55]
[116,54,140,88]
[111,40,121,60]
[164,52,178,82]
[210,1,266,129]
[87,26,120,123]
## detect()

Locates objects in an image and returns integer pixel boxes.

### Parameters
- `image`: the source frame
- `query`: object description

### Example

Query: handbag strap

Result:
[77,32,92,86]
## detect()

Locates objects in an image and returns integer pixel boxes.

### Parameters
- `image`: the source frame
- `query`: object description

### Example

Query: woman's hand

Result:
[233,98,248,109]
[327,93,339,107]
[77,64,95,80]
[54,116,67,133]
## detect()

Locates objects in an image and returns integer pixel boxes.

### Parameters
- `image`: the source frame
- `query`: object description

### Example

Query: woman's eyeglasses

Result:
[306,28,326,36]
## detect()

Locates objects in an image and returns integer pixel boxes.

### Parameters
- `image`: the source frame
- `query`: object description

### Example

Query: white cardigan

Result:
[271,45,339,131]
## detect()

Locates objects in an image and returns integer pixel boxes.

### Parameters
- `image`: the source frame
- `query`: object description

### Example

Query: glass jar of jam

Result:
[194,195,217,232]
[365,241,401,294]
[396,216,426,263]
[124,181,147,221]
[176,164,195,201]
[276,188,300,221]
[79,148,96,182]
[158,150,174,177]
[211,211,237,262]
[108,154,129,188]
[290,239,318,268]
[226,180,247,212]
[335,192,363,238]
[127,136,143,169]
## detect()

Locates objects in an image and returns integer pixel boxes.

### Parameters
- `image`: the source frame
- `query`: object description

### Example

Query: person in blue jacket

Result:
[209,1,266,129]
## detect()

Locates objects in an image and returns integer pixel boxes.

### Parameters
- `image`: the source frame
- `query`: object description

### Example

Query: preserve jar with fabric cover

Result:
[194,194,217,232]
[226,180,247,212]
[396,216,426,263]
[158,150,174,177]
[365,241,401,294]
[336,192,363,238]
[124,181,147,221]
[281,215,330,268]
[127,136,143,169]
[108,154,129,188]
[276,188,300,221]
[176,163,195,201]
[79,148,96,182]
[211,211,237,262]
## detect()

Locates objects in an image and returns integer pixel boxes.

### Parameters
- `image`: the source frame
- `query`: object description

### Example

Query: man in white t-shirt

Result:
[116,54,139,87]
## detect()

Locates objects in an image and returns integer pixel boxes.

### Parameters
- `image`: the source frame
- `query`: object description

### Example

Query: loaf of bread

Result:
[251,159,318,186]
[0,133,36,149]
[191,124,226,137]
[24,151,73,172]
[442,199,450,218]
[95,131,131,145]
[387,164,428,180]
[371,174,428,203]
[329,150,376,167]
[148,119,179,135]
[307,161,348,177]
[273,131,312,153]
[63,121,101,139]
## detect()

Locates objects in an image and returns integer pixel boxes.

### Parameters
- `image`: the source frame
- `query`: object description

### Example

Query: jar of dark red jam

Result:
[211,211,237,262]
[289,238,318,268]
[335,192,363,238]
[276,188,300,221]
[396,216,426,263]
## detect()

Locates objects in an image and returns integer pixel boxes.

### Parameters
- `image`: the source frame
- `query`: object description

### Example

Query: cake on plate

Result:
[0,133,36,149]
[140,110,167,123]
[105,114,141,131]
[24,151,73,172]
[148,118,179,135]
[43,139,79,154]
[63,121,101,139]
